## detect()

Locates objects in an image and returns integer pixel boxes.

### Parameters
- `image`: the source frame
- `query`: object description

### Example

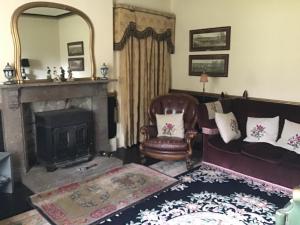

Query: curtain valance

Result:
[113,4,176,54]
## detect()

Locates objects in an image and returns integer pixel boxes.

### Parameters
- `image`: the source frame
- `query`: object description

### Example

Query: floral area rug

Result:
[97,162,291,225]
[0,210,49,225]
[150,160,201,177]
[30,163,177,225]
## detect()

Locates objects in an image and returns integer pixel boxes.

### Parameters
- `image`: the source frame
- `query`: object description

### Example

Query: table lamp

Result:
[21,58,30,80]
[200,73,208,92]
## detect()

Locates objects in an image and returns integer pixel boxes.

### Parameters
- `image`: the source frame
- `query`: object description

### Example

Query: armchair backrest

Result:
[148,94,199,130]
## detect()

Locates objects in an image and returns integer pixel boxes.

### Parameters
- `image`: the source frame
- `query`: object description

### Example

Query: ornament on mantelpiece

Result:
[52,66,60,82]
[46,66,52,80]
[67,67,74,81]
[3,63,16,85]
[59,66,66,82]
[100,63,109,80]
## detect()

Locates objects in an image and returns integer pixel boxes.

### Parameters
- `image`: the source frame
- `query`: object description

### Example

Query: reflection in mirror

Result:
[12,3,96,82]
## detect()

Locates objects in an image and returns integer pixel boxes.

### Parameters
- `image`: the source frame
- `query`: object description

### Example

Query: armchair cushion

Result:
[156,113,184,138]
[143,137,187,152]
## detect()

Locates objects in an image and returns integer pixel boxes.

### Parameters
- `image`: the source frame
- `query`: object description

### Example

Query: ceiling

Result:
[23,7,70,17]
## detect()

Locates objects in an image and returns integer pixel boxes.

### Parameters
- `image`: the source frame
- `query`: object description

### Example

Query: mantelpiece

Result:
[0,80,114,180]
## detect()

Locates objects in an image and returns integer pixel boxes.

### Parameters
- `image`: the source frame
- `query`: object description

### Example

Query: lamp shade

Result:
[21,58,30,67]
[200,73,208,83]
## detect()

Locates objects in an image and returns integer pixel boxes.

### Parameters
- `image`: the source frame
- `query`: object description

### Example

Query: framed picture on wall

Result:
[189,54,229,77]
[68,57,84,71]
[189,26,231,51]
[67,41,84,56]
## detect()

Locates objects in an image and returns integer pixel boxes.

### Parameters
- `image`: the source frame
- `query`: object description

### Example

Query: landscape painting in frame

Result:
[67,41,84,56]
[190,26,231,51]
[189,54,229,77]
[68,57,84,71]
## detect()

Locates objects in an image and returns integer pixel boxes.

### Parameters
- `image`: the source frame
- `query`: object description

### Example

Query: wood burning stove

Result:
[35,108,93,171]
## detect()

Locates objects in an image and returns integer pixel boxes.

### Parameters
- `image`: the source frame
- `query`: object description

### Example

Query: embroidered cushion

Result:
[205,101,223,120]
[215,112,241,143]
[244,116,279,145]
[276,119,300,153]
[156,113,184,138]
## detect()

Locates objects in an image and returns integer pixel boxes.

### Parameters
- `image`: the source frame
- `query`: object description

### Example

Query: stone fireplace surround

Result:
[0,80,111,181]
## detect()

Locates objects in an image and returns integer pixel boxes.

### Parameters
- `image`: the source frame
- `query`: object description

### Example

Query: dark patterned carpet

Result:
[99,162,291,225]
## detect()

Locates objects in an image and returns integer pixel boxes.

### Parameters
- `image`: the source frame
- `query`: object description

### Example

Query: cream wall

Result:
[59,14,91,78]
[18,15,60,79]
[0,0,113,81]
[171,0,300,102]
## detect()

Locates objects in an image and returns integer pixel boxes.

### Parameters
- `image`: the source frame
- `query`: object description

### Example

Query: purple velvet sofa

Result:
[198,98,300,188]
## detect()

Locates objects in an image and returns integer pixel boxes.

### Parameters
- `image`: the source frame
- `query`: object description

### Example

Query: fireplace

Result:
[0,80,111,180]
[35,108,93,171]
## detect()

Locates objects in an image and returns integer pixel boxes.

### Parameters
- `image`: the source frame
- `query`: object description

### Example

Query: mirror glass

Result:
[12,3,95,81]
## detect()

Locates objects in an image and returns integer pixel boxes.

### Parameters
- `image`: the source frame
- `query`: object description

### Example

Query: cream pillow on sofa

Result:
[156,113,184,138]
[244,116,279,144]
[215,112,241,143]
[276,119,300,153]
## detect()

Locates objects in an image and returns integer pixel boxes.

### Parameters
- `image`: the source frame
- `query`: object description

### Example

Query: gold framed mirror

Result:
[11,2,96,83]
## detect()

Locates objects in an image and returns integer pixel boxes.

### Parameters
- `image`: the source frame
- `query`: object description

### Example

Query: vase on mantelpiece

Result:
[3,63,16,85]
[100,63,109,80]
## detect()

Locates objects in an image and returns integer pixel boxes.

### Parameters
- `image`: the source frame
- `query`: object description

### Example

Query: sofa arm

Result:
[140,125,157,142]
[202,127,219,135]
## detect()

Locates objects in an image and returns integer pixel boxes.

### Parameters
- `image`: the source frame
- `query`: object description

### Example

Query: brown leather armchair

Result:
[139,93,199,169]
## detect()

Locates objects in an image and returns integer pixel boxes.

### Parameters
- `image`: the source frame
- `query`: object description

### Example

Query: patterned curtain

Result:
[114,4,176,146]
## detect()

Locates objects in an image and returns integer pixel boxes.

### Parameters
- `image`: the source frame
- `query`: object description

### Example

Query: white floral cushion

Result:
[156,113,184,138]
[205,101,223,120]
[215,112,241,143]
[244,116,279,144]
[276,119,300,153]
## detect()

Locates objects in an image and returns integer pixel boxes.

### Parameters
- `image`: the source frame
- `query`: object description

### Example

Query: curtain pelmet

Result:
[114,6,175,54]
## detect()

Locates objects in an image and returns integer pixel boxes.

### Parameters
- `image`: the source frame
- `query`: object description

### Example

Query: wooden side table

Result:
[0,152,13,193]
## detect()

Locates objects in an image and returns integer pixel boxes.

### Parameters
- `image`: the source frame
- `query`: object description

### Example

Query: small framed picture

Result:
[190,26,231,51]
[68,57,84,71]
[189,54,229,77]
[67,41,84,56]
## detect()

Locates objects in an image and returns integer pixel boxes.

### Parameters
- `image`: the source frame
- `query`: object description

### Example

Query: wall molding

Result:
[170,89,300,106]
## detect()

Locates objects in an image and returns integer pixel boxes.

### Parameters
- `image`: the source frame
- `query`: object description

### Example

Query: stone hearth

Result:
[0,80,112,180]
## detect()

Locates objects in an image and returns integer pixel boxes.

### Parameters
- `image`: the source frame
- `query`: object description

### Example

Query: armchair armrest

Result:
[140,125,157,142]
[185,129,198,141]
[185,129,198,157]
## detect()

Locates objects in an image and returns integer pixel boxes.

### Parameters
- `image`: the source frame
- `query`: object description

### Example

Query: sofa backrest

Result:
[230,99,300,138]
